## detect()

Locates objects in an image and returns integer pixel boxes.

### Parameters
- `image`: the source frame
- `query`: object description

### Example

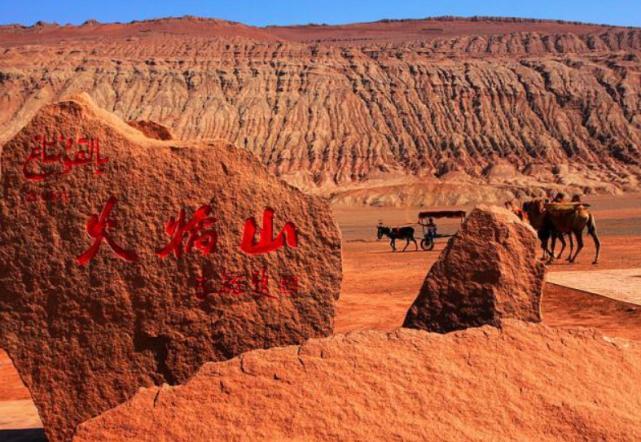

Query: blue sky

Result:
[1,0,640,27]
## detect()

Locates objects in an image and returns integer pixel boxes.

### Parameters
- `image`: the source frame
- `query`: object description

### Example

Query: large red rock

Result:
[74,321,641,441]
[404,206,544,333]
[0,94,342,441]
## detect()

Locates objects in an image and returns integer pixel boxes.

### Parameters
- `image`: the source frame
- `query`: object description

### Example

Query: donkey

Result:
[376,225,418,252]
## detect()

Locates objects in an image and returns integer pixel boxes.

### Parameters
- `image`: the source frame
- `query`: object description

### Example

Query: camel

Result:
[506,200,570,261]
[522,199,600,264]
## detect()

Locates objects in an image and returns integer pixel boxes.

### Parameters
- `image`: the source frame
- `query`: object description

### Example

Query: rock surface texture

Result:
[404,206,544,332]
[127,120,174,140]
[74,321,641,441]
[0,94,342,442]
[1,17,640,205]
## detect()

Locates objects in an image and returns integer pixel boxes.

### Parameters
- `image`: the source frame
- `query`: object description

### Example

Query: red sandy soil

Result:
[333,194,641,337]
[0,351,30,401]
[334,236,641,339]
[2,196,641,433]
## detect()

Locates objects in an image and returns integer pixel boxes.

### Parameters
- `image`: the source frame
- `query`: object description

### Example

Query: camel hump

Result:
[545,202,590,214]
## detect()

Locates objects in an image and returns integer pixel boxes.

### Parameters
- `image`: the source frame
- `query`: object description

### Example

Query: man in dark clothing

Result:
[426,217,437,239]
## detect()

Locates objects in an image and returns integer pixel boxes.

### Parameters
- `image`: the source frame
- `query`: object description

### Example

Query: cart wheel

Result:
[420,238,434,251]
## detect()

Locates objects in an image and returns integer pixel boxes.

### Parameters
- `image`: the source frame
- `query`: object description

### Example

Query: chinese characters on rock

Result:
[23,189,70,205]
[156,206,218,258]
[76,197,138,266]
[195,267,299,300]
[21,137,301,300]
[75,197,300,298]
[240,207,298,254]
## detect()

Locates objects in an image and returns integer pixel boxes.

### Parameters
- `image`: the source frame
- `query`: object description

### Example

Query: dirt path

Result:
[547,268,641,305]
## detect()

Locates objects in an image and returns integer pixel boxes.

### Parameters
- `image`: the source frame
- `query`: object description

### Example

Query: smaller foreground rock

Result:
[74,322,641,441]
[404,205,544,333]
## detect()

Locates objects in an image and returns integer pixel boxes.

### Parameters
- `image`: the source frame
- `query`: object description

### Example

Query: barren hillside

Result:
[1,16,640,205]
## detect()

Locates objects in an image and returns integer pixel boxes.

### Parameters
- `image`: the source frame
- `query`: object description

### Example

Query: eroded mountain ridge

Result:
[1,16,640,205]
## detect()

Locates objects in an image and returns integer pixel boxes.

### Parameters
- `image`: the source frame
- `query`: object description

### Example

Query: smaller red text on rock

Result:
[23,135,108,182]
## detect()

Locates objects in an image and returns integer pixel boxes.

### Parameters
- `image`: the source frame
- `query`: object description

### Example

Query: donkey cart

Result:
[417,210,466,251]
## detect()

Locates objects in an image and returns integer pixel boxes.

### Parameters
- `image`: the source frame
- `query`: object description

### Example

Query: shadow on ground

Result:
[0,429,46,442]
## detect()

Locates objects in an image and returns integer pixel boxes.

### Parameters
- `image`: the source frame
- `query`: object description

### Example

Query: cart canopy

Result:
[418,210,466,221]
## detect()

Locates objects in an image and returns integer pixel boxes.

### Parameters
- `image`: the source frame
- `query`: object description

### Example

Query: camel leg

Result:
[555,233,566,259]
[569,229,584,263]
[390,239,396,252]
[588,215,601,264]
[541,240,551,261]
[412,237,418,251]
[538,231,549,261]
[547,236,557,264]
[566,234,574,262]
[545,236,556,264]
[402,238,409,252]
[540,229,557,262]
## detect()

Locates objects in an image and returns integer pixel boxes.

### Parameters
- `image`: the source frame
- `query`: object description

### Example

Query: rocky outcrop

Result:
[127,120,173,140]
[404,206,544,333]
[0,17,640,204]
[74,321,641,441]
[0,94,342,442]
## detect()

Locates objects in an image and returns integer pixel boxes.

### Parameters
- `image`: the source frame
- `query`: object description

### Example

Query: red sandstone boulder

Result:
[0,94,342,441]
[74,321,641,441]
[404,206,544,333]
[127,120,174,140]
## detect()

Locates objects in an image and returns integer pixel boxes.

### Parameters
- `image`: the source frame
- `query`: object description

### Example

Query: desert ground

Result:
[2,192,640,440]
[335,193,641,333]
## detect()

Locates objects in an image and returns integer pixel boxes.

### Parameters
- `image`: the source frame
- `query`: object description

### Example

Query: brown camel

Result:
[522,200,600,264]
[517,200,570,262]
